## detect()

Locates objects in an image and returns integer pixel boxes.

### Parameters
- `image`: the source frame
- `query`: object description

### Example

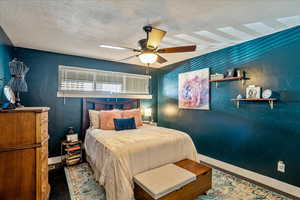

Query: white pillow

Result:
[89,110,100,129]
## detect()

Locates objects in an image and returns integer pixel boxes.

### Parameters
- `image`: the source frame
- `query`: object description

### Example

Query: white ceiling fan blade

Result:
[99,45,128,50]
[99,45,141,52]
[116,55,138,62]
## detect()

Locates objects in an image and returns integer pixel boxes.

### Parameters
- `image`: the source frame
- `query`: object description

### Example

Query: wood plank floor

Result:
[49,164,296,200]
[49,167,70,200]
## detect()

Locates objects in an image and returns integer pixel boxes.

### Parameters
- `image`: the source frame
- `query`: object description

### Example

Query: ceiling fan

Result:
[99,25,197,65]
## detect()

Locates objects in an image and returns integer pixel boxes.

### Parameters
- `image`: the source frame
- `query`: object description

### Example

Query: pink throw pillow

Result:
[122,109,143,127]
[99,110,122,130]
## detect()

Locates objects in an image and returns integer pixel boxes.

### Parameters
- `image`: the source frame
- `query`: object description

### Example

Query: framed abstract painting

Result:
[178,68,210,110]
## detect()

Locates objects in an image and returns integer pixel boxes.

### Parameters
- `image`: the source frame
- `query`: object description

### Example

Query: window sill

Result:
[57,92,152,99]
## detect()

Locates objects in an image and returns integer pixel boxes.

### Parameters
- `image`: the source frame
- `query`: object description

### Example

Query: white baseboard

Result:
[198,154,300,198]
[48,156,62,165]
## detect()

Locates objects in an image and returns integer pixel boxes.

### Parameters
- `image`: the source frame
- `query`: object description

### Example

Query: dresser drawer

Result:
[41,112,48,139]
[41,158,48,196]
[35,112,49,143]
[41,151,49,200]
[41,112,48,123]
[38,142,49,200]
[40,121,48,141]
[41,142,48,161]
[0,112,36,148]
[0,149,36,200]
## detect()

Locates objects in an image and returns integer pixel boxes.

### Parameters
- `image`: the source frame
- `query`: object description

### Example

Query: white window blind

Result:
[57,65,152,99]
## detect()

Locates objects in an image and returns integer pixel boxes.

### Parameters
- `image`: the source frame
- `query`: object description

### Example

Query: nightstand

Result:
[61,140,83,166]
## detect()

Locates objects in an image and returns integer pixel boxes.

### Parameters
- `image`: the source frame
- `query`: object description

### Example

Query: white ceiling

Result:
[0,0,299,68]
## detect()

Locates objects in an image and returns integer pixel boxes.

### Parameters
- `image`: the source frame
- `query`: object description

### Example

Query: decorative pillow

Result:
[99,110,122,130]
[122,108,143,127]
[113,117,136,131]
[89,110,100,129]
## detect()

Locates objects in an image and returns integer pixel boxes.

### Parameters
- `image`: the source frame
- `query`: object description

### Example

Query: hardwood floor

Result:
[48,164,296,200]
[49,167,70,200]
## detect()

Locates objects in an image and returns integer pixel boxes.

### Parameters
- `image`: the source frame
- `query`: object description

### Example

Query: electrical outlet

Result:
[277,161,285,173]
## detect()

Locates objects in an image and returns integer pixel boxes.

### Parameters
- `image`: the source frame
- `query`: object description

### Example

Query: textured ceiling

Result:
[0,0,300,68]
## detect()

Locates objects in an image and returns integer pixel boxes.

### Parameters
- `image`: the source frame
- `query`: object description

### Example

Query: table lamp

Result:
[144,108,152,122]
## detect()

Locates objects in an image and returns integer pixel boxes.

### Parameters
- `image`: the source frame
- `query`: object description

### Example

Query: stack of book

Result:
[62,141,82,166]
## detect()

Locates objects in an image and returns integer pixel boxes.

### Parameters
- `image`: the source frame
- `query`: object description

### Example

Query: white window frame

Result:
[57,65,152,99]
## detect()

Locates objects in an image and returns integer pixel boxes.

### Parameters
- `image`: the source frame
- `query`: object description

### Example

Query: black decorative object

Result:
[8,58,29,107]
[67,127,76,134]
[225,68,236,77]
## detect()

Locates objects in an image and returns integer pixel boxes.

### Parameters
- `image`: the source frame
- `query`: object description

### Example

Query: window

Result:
[57,65,152,99]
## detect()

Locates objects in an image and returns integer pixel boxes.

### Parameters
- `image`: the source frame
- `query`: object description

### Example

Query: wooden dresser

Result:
[0,107,50,200]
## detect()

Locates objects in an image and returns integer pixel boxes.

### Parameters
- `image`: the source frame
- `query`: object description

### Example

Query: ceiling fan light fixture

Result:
[138,53,158,64]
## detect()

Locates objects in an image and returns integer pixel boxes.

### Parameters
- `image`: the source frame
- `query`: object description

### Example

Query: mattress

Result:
[84,124,198,200]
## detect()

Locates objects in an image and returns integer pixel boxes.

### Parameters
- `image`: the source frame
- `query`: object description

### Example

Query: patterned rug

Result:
[64,163,291,200]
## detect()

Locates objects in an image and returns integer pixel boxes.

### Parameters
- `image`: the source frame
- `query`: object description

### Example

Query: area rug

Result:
[64,163,291,200]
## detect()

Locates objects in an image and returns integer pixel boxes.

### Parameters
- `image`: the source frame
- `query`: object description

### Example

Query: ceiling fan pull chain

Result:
[146,63,150,75]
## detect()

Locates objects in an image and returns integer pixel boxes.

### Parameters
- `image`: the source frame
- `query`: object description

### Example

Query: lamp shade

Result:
[144,108,152,117]
[8,58,29,92]
[138,53,158,64]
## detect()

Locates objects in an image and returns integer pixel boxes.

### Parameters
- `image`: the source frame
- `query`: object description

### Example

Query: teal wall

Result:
[157,26,300,187]
[4,24,300,187]
[14,47,158,157]
[0,26,13,103]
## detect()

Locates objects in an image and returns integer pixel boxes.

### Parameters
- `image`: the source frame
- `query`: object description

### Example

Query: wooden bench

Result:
[134,159,212,200]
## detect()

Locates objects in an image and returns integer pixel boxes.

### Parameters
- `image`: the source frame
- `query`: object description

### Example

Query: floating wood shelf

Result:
[210,76,244,82]
[210,76,245,88]
[231,98,277,109]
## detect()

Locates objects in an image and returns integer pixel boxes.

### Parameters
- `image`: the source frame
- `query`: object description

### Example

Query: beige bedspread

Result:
[84,124,198,200]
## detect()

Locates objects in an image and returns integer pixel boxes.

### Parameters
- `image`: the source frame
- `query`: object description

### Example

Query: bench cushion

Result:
[133,164,196,199]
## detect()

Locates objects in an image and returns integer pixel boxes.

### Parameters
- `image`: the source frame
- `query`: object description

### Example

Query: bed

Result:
[82,98,198,200]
